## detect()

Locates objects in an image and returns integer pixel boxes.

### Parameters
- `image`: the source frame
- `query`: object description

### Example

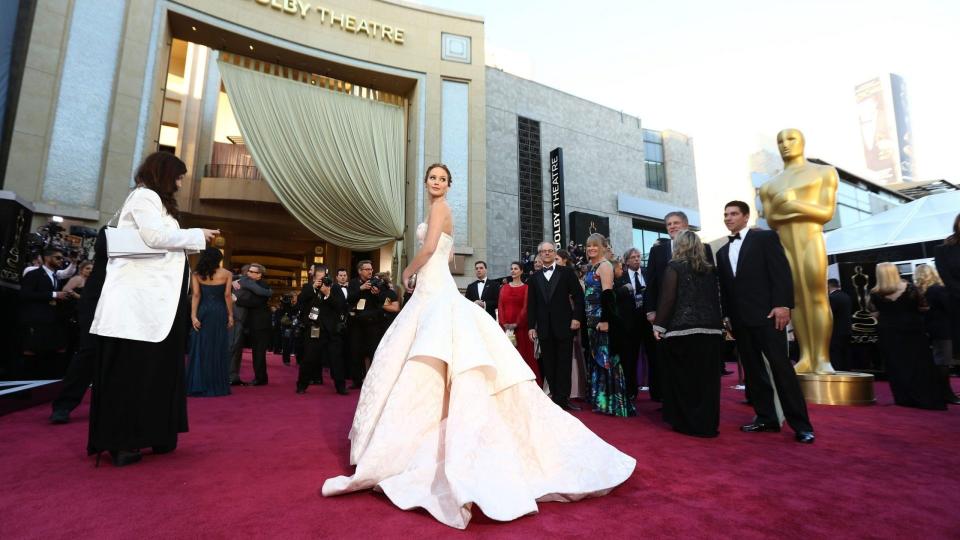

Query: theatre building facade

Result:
[0,0,699,294]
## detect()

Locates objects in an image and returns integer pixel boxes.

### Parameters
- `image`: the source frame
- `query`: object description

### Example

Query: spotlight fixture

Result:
[191,25,197,31]
[249,44,254,51]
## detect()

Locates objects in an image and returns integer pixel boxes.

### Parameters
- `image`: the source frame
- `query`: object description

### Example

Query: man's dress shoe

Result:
[249,379,267,386]
[562,403,582,412]
[49,410,70,424]
[740,422,781,433]
[795,431,815,444]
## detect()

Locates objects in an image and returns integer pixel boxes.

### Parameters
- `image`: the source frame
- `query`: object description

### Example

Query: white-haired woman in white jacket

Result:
[88,151,218,467]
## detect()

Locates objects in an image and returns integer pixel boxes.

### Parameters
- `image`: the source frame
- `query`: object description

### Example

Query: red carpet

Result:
[2,352,958,539]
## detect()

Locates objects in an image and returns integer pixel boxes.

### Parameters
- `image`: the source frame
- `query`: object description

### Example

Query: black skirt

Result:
[87,264,190,454]
[661,333,722,437]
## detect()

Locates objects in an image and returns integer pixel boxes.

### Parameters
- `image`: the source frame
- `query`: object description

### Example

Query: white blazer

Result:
[90,188,206,342]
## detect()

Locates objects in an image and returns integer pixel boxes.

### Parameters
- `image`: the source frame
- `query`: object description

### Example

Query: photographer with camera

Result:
[298,272,348,395]
[276,294,298,366]
[347,260,390,387]
[296,265,329,377]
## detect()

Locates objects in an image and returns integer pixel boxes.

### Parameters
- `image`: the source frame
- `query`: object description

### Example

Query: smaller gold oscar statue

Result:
[760,129,874,405]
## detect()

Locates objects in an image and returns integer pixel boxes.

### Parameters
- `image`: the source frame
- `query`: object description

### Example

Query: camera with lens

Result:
[367,275,384,290]
[319,275,333,287]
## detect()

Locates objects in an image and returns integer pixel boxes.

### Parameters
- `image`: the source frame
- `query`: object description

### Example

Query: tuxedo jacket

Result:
[526,265,586,339]
[297,282,319,322]
[303,288,347,335]
[643,239,714,315]
[347,277,388,323]
[614,272,650,338]
[935,244,960,301]
[465,278,500,318]
[236,276,273,331]
[716,229,794,327]
[19,267,61,325]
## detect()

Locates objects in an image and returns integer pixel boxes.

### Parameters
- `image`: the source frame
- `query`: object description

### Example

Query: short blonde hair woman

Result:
[872,262,905,297]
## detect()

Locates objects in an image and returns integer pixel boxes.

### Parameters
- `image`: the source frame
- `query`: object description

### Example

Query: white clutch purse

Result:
[105,227,166,259]
[105,191,166,259]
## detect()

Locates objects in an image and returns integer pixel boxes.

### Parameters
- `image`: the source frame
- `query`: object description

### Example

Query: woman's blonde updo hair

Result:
[913,264,944,295]
[424,163,453,186]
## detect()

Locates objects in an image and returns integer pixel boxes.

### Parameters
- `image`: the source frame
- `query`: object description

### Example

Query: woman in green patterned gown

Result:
[583,233,635,417]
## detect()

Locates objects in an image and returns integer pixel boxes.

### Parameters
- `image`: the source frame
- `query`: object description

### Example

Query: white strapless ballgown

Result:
[322,223,635,529]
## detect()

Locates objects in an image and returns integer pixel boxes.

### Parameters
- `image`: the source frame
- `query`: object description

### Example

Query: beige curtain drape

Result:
[217,59,405,260]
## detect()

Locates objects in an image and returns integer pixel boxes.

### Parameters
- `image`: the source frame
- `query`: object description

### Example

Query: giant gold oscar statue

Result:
[759,129,874,405]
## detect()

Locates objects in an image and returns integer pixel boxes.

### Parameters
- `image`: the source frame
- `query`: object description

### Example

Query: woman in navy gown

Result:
[186,248,234,397]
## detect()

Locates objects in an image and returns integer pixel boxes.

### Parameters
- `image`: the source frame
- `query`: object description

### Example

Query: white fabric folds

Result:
[217,58,405,254]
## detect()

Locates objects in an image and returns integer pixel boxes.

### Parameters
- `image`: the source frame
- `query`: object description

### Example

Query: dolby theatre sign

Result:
[245,0,407,44]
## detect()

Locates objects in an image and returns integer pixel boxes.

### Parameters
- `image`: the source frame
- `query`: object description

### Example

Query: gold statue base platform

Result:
[797,372,875,406]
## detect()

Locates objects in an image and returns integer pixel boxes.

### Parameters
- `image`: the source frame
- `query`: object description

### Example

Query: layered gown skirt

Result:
[322,229,635,529]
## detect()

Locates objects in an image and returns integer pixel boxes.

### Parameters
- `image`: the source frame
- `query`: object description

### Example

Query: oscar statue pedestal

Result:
[797,372,875,406]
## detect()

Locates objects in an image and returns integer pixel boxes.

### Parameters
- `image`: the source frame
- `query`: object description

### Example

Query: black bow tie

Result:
[728,233,741,242]
[478,279,485,284]
[543,266,555,273]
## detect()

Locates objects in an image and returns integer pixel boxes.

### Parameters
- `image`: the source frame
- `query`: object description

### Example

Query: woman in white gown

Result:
[322,164,635,529]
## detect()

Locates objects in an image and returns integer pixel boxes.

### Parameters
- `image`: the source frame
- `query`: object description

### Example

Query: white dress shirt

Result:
[42,265,58,298]
[728,226,750,277]
[340,284,349,300]
[476,279,485,299]
[542,265,556,281]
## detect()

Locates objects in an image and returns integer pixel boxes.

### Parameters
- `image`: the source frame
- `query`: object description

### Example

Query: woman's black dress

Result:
[871,284,947,410]
[88,263,190,454]
[654,260,724,437]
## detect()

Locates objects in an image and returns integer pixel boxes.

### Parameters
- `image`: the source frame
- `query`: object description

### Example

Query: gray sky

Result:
[417,0,960,238]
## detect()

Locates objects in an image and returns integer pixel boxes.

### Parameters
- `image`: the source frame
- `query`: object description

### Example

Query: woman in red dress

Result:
[497,261,540,386]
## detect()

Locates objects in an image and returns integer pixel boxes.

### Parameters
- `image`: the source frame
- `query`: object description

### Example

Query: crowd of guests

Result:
[480,204,960,443]
[14,149,960,465]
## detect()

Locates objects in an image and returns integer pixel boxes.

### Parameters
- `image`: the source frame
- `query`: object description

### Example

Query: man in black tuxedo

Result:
[465,260,499,319]
[642,211,715,401]
[615,247,651,400]
[716,201,814,444]
[828,278,853,372]
[298,272,349,395]
[347,259,389,387]
[18,246,70,379]
[235,263,273,385]
[527,241,586,410]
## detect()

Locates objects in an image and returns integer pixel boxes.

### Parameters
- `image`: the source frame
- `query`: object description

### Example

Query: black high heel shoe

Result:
[108,450,142,467]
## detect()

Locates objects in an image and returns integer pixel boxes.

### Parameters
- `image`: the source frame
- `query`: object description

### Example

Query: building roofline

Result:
[486,66,651,128]
[808,157,912,201]
[377,0,484,23]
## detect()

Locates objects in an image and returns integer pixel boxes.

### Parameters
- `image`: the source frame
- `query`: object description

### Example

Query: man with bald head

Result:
[527,241,586,410]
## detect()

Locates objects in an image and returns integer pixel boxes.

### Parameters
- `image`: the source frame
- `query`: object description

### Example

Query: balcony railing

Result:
[204,163,263,181]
